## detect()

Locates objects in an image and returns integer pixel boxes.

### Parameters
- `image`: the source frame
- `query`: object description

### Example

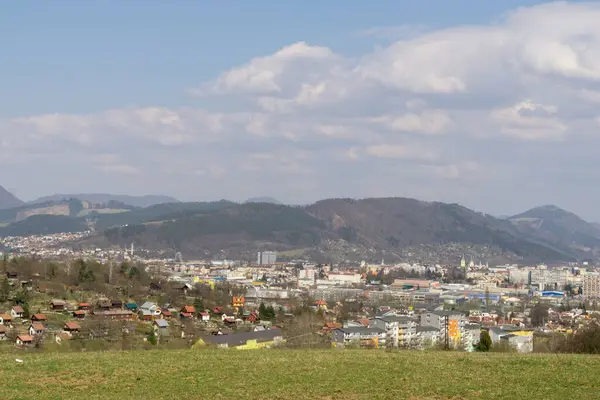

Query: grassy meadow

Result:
[0,349,598,399]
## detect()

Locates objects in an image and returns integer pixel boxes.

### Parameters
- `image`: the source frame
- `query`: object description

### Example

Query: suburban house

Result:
[31,314,48,322]
[180,305,196,319]
[196,328,284,349]
[332,327,386,348]
[0,313,12,326]
[161,310,172,319]
[15,335,33,346]
[199,312,210,322]
[140,302,161,315]
[11,306,24,319]
[111,299,124,309]
[153,319,170,337]
[78,303,91,311]
[73,310,86,319]
[64,322,81,333]
[50,299,66,310]
[29,323,45,336]
[174,283,193,294]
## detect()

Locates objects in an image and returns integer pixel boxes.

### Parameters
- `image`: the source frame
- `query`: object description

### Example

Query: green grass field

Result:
[0,349,598,399]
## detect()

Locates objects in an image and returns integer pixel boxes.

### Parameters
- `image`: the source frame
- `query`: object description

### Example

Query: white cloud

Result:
[6,2,600,217]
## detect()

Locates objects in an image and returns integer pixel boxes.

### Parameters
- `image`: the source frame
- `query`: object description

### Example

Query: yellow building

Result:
[194,328,285,350]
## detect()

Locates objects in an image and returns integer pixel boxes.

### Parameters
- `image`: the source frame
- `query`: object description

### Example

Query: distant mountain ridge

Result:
[509,205,600,254]
[1,193,600,262]
[0,185,24,210]
[30,193,179,208]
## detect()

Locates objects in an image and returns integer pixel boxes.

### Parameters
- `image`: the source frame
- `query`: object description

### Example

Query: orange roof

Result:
[17,335,33,342]
[65,322,81,330]
[0,313,11,320]
[31,322,45,331]
[73,310,86,315]
[181,305,196,313]
[32,314,47,320]
[314,300,327,305]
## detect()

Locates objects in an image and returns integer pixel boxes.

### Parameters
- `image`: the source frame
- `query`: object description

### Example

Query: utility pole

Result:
[444,314,449,350]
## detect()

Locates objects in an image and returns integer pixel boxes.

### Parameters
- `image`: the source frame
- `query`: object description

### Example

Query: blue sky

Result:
[0,0,564,114]
[2,1,600,219]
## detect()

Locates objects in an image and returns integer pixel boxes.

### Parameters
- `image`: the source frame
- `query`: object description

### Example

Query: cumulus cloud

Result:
[4,2,600,217]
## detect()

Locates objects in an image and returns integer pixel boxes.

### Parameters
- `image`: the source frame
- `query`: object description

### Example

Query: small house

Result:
[212,307,224,315]
[11,306,24,319]
[111,299,123,309]
[180,305,196,319]
[153,319,170,337]
[16,335,33,346]
[0,324,6,340]
[50,299,66,311]
[78,303,91,311]
[31,314,48,322]
[0,313,12,326]
[124,303,138,311]
[199,312,210,322]
[29,322,46,336]
[174,283,192,294]
[64,322,81,333]
[161,310,172,319]
[72,310,86,319]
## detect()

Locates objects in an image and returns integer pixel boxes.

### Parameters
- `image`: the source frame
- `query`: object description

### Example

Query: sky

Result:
[2,1,600,219]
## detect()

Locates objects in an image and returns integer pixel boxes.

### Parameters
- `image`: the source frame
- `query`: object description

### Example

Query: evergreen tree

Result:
[475,330,492,352]
[193,297,204,312]
[258,302,268,320]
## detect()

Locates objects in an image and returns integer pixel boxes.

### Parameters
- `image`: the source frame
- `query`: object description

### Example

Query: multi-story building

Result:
[332,327,386,348]
[583,273,600,298]
[420,310,466,348]
[370,314,418,348]
[529,267,569,290]
[257,251,277,265]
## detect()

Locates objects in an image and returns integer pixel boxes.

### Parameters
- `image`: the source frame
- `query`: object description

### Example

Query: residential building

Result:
[583,273,600,298]
[420,310,466,347]
[370,315,418,348]
[416,326,441,348]
[153,319,170,338]
[257,251,277,265]
[11,306,24,319]
[332,327,386,348]
[29,323,45,336]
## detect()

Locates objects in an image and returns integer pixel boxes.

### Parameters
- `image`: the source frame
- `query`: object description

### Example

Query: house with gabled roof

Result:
[16,334,33,346]
[11,306,24,319]
[29,322,46,336]
[0,313,12,326]
[31,314,48,322]
[64,321,81,333]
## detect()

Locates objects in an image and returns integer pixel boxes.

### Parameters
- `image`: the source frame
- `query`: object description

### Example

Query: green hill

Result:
[0,214,88,236]
[1,350,598,399]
